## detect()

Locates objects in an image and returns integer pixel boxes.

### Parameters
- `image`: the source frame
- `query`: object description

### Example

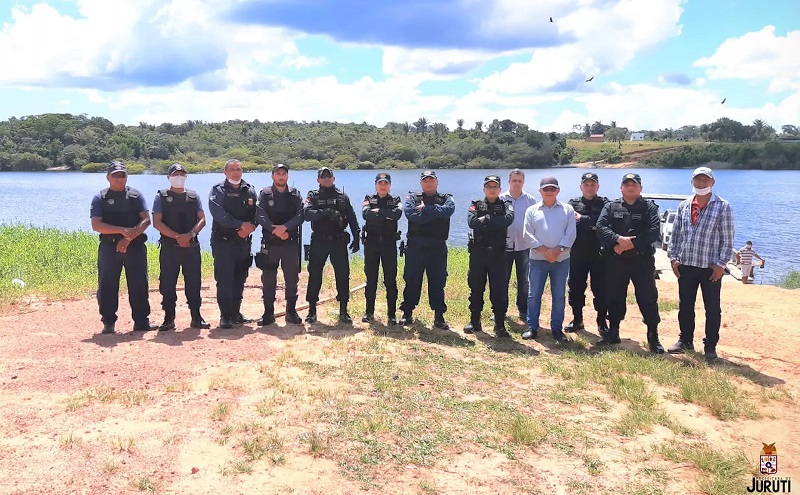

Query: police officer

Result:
[399,170,455,329]
[255,163,304,326]
[152,163,210,331]
[90,161,157,334]
[596,173,664,354]
[361,172,402,325]
[303,167,360,324]
[565,172,610,335]
[464,175,514,337]
[208,159,258,329]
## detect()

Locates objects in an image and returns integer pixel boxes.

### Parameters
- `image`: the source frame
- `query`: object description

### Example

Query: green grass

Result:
[0,224,214,307]
[657,440,750,495]
[780,270,800,289]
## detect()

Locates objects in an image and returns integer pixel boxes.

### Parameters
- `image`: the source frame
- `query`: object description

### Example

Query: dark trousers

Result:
[400,239,448,314]
[568,251,607,320]
[363,241,398,314]
[505,249,529,314]
[97,241,150,326]
[469,247,508,317]
[606,254,660,328]
[211,239,252,319]
[306,237,350,304]
[677,265,722,348]
[159,242,202,312]
[261,241,300,305]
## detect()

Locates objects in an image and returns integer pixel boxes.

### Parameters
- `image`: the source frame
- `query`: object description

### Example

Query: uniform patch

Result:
[247,198,254,206]
[166,196,173,202]
[268,200,274,206]
[107,199,115,205]
[362,201,369,206]
[469,205,476,212]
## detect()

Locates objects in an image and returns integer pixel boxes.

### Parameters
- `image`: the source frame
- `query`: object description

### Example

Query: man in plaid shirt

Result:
[667,167,734,361]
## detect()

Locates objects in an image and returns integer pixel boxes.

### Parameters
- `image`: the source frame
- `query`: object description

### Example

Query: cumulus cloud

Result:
[659,72,692,85]
[694,26,800,92]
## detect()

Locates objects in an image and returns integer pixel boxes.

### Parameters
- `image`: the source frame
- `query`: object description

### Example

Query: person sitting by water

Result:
[735,241,764,285]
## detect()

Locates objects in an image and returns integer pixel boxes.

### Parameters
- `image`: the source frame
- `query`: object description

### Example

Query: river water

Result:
[1,168,796,285]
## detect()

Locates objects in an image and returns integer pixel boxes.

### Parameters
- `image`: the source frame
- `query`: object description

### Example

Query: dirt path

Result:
[0,274,797,494]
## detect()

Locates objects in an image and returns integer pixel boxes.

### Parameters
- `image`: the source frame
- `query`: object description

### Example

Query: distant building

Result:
[585,134,604,143]
[630,132,645,141]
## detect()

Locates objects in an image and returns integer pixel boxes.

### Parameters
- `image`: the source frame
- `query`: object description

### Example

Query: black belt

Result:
[312,232,348,242]
[365,233,397,244]
[99,234,146,244]
[212,234,251,243]
[159,237,199,247]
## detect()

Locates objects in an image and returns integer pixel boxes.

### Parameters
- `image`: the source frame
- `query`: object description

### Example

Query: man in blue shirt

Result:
[152,163,209,331]
[90,161,157,334]
[667,167,734,361]
[500,169,538,321]
[399,170,455,329]
[521,176,577,343]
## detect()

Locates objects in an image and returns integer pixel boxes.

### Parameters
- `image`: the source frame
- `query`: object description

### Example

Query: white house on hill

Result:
[630,132,645,141]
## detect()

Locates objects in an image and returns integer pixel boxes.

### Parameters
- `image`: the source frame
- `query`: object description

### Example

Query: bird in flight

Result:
[550,17,554,22]
[720,98,726,104]
[585,76,594,82]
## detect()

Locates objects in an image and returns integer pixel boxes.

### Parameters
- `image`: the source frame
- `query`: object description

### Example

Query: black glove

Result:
[350,238,360,253]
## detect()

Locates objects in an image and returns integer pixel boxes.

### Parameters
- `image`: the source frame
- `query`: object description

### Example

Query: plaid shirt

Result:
[668,193,734,268]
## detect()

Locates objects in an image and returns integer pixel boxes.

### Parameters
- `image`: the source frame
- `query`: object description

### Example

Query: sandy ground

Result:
[0,273,798,494]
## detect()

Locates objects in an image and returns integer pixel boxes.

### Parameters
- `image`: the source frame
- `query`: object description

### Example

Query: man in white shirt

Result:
[500,169,538,320]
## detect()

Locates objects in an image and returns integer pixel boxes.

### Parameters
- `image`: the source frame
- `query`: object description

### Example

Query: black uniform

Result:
[303,186,360,314]
[154,188,203,321]
[596,197,662,347]
[255,185,304,321]
[399,191,455,325]
[90,186,151,329]
[465,198,514,333]
[208,179,258,325]
[567,195,610,331]
[361,192,402,319]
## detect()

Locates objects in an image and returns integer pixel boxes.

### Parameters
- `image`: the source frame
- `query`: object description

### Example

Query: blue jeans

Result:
[527,259,570,333]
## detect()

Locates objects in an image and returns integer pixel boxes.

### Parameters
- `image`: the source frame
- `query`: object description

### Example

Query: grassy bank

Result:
[0,224,214,306]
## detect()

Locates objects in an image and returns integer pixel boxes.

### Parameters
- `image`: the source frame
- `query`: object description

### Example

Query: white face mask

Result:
[228,178,241,186]
[168,175,187,188]
[693,186,712,195]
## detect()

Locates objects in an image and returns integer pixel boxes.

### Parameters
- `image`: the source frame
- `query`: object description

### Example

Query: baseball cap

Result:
[581,172,599,183]
[375,172,391,184]
[539,176,559,189]
[317,166,334,178]
[420,170,437,179]
[273,163,289,173]
[106,161,126,175]
[484,175,501,186]
[167,163,187,175]
[692,166,714,179]
[621,173,642,185]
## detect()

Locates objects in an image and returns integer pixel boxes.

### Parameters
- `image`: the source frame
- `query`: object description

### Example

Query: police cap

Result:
[581,172,599,183]
[621,173,642,185]
[106,161,126,175]
[167,163,187,175]
[375,172,391,184]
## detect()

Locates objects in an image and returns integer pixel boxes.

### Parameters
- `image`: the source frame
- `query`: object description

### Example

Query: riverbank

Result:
[1,230,799,494]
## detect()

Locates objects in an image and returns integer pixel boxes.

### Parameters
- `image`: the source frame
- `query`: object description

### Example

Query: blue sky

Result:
[0,0,798,131]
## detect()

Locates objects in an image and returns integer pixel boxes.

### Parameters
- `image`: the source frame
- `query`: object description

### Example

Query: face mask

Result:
[693,186,712,195]
[168,176,187,188]
[228,178,241,186]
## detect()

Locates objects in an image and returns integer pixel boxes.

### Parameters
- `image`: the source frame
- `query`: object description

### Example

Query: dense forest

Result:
[0,113,798,173]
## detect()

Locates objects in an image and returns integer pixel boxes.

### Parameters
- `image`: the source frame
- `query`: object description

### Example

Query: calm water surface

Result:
[1,168,797,284]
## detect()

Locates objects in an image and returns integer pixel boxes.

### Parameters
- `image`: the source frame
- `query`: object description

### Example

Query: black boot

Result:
[494,314,510,338]
[190,309,211,329]
[596,325,621,346]
[159,309,176,331]
[647,326,665,354]
[219,314,233,329]
[258,303,275,326]
[387,299,397,325]
[596,316,609,337]
[338,302,352,324]
[285,300,302,324]
[564,310,583,333]
[363,298,375,323]
[433,311,449,330]
[399,311,413,326]
[463,312,482,334]
[305,303,317,324]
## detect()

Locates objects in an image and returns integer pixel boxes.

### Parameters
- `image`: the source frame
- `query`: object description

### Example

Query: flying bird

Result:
[720,98,726,104]
[550,17,554,22]
[585,76,594,82]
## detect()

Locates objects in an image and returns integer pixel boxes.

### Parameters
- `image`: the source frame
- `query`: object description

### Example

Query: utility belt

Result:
[99,233,146,244]
[363,230,401,245]
[211,232,252,243]
[264,234,299,245]
[468,243,504,254]
[159,236,199,247]
[311,232,350,243]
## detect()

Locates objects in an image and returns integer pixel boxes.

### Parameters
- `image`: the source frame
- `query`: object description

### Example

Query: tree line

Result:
[0,113,798,172]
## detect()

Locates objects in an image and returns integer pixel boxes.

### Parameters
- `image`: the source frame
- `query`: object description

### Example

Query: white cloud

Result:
[694,26,800,92]
[282,55,327,70]
[382,46,500,78]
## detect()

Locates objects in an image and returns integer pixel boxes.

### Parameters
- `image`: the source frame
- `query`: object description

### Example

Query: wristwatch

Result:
[189,231,197,239]
[559,246,566,252]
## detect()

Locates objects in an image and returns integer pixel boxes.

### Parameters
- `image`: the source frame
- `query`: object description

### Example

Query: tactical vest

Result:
[158,188,199,240]
[608,198,652,255]
[471,199,509,250]
[211,181,257,239]
[570,195,608,246]
[261,186,302,241]
[308,187,349,235]
[98,187,145,242]
[407,192,450,241]
[363,193,400,241]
